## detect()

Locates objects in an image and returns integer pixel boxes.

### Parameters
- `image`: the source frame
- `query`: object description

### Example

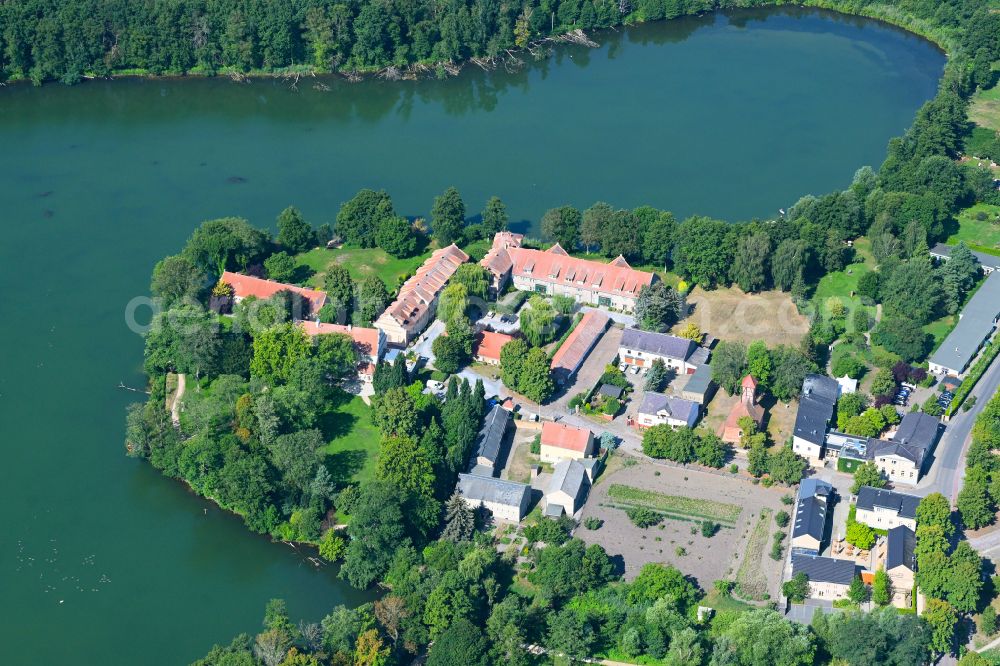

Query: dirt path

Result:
[170,373,186,427]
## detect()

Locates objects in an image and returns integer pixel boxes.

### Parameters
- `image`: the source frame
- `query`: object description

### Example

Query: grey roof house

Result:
[930,243,1000,275]
[636,392,700,429]
[679,363,715,404]
[856,487,919,519]
[545,459,590,516]
[619,328,709,373]
[928,271,1000,376]
[457,473,531,522]
[886,525,917,572]
[791,554,857,588]
[792,479,833,556]
[471,405,511,474]
[792,374,840,458]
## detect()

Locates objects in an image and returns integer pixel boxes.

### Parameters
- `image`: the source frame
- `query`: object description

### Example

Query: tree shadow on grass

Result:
[316,407,358,441]
[325,449,368,488]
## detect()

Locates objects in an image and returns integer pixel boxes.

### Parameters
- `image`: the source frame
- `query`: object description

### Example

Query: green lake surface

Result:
[0,7,942,664]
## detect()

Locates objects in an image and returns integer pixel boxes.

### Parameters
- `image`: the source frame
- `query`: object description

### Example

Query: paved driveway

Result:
[411,319,446,365]
[551,326,624,410]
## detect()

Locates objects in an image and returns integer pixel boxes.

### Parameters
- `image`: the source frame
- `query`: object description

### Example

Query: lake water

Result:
[0,7,942,664]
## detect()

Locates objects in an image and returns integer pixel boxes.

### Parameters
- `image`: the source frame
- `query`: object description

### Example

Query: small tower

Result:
[741,374,758,405]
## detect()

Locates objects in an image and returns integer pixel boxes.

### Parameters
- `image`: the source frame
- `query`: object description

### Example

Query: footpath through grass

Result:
[606,484,741,526]
[734,508,773,601]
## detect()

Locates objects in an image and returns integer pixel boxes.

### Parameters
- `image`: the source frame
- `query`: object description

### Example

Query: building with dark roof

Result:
[457,473,531,522]
[854,486,919,531]
[930,242,1000,275]
[635,392,700,429]
[598,384,624,400]
[471,405,511,474]
[791,554,857,601]
[545,459,590,516]
[679,363,715,404]
[871,412,941,485]
[873,525,917,608]
[928,270,1000,377]
[791,479,833,556]
[618,328,709,375]
[792,374,840,460]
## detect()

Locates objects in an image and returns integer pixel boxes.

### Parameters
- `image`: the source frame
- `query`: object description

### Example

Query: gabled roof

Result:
[379,244,469,328]
[474,405,511,469]
[793,495,828,543]
[480,231,523,276]
[474,330,514,362]
[638,392,699,424]
[682,363,714,396]
[741,374,758,390]
[550,310,610,376]
[930,242,1000,271]
[886,525,916,571]
[503,244,655,297]
[541,421,592,453]
[620,328,700,362]
[799,478,833,501]
[793,374,840,446]
[929,271,1000,373]
[598,384,624,399]
[299,321,382,359]
[222,271,327,315]
[855,487,920,519]
[547,459,588,501]
[791,554,857,586]
[457,473,530,507]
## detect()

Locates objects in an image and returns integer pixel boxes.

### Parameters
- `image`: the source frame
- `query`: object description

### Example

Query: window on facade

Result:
[534,284,547,294]
[599,296,611,307]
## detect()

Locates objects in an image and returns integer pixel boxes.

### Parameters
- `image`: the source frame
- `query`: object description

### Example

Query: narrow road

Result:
[914,351,1000,503]
[170,373,186,427]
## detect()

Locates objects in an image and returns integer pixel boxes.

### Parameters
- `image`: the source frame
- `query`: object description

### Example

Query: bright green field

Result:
[944,204,1000,255]
[970,76,1000,132]
[811,237,875,325]
[319,391,381,487]
[296,245,431,293]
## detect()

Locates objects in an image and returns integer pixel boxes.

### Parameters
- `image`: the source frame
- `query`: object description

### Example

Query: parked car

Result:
[631,365,641,375]
[619,363,628,372]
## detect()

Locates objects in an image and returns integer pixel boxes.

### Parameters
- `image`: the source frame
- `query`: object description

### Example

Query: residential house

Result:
[930,242,1000,276]
[479,232,656,311]
[718,375,765,444]
[874,525,917,609]
[791,554,857,601]
[471,405,512,474]
[300,321,386,381]
[791,479,833,556]
[550,310,611,385]
[457,473,531,522]
[539,421,596,464]
[854,487,919,531]
[928,271,1000,376]
[679,363,715,404]
[545,459,590,516]
[473,330,514,366]
[792,374,840,461]
[375,244,469,345]
[618,328,710,375]
[221,271,328,318]
[871,412,942,485]
[635,392,700,429]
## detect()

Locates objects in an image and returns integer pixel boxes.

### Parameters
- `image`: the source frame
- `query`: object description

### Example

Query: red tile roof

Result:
[299,321,382,361]
[222,271,327,315]
[541,421,593,453]
[380,244,469,327]
[550,310,611,374]
[501,244,654,298]
[474,330,514,363]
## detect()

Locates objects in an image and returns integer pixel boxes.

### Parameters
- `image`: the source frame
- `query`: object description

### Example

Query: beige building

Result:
[539,421,596,464]
[375,244,469,345]
[854,487,919,532]
[618,328,709,374]
[791,554,856,601]
[457,473,531,523]
[872,526,916,609]
[545,459,590,517]
[479,232,656,311]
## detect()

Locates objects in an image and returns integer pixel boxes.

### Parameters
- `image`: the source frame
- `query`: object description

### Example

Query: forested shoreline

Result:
[1,0,997,86]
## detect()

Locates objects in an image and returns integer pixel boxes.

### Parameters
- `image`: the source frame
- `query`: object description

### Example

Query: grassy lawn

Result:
[944,204,1000,255]
[811,239,875,324]
[970,76,1000,132]
[702,588,755,614]
[295,245,431,293]
[924,314,958,352]
[837,457,862,474]
[318,390,381,488]
[606,484,741,525]
[734,508,773,601]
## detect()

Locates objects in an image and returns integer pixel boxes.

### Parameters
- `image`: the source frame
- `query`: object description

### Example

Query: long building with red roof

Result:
[480,232,656,311]
[221,271,328,317]
[375,244,469,345]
